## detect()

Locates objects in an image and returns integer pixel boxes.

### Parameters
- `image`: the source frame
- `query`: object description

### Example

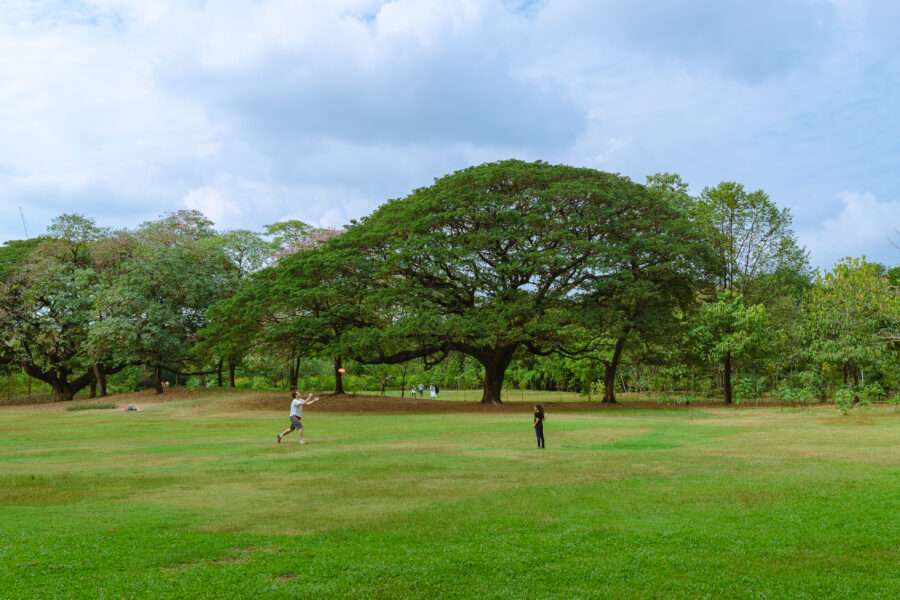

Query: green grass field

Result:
[1,392,898,599]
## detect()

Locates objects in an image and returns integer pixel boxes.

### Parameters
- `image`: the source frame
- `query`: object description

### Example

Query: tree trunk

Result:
[93,363,108,397]
[228,362,236,388]
[846,362,860,405]
[723,352,733,405]
[634,362,643,392]
[89,376,97,398]
[51,384,76,403]
[20,364,92,402]
[289,355,300,391]
[602,335,628,404]
[333,356,345,395]
[155,366,164,395]
[217,359,223,387]
[477,346,516,404]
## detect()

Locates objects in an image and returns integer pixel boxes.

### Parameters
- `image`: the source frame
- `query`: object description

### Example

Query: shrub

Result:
[835,387,870,415]
[734,375,769,404]
[862,382,886,400]
[66,403,116,411]
[773,384,814,406]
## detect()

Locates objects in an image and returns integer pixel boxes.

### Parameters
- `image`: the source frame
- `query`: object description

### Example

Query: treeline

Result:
[1,160,898,407]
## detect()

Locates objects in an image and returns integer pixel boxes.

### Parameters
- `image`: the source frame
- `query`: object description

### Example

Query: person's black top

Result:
[534,411,543,422]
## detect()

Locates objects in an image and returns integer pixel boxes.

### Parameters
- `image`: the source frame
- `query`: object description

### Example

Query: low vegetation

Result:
[64,402,117,411]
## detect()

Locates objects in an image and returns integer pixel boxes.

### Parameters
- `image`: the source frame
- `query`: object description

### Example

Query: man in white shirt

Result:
[277,391,319,444]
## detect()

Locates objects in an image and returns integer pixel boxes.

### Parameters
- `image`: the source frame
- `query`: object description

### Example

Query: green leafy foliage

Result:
[0,238,43,282]
[691,291,768,364]
[0,161,895,409]
[694,181,811,403]
[772,384,814,406]
[89,227,229,382]
[804,257,899,399]
[329,160,708,403]
[887,265,899,286]
[0,230,102,400]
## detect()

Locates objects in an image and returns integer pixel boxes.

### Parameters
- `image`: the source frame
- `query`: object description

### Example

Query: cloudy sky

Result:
[1,0,898,269]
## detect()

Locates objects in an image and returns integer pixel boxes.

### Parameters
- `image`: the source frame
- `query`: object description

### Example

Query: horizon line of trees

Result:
[2,160,898,408]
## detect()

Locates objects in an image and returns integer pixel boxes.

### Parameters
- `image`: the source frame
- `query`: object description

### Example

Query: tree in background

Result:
[888,265,900,287]
[0,215,109,401]
[695,182,810,403]
[200,228,275,385]
[199,265,304,390]
[268,233,369,395]
[265,220,311,260]
[805,257,900,403]
[578,172,711,404]
[690,290,769,402]
[89,214,230,394]
[197,221,352,394]
[139,209,216,240]
[213,229,273,279]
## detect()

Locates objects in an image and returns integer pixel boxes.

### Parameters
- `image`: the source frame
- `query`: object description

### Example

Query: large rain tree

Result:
[0,215,109,401]
[89,212,230,394]
[335,160,707,404]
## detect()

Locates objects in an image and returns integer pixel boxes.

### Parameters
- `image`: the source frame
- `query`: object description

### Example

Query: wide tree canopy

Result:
[323,160,708,403]
[89,218,231,394]
[0,215,111,401]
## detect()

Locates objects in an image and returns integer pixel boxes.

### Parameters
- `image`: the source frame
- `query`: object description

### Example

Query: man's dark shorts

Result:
[289,416,303,430]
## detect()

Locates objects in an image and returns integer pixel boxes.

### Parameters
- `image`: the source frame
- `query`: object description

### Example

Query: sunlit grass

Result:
[1,397,898,599]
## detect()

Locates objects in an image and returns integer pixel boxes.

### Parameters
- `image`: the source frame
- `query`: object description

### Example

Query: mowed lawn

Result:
[1,393,898,599]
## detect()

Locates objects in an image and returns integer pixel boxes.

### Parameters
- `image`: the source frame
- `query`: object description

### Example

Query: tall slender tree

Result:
[695,182,810,403]
[571,172,709,403]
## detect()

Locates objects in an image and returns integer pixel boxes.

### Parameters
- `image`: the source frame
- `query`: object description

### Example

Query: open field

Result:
[2,390,898,599]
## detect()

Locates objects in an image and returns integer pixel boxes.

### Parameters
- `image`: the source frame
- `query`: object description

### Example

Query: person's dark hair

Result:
[291,390,299,398]
[535,404,544,419]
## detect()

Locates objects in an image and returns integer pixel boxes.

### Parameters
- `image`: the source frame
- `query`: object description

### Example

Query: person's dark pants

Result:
[535,423,544,448]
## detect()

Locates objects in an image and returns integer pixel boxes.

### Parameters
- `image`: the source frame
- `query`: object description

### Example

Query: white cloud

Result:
[1,0,899,271]
[800,192,900,269]
[183,186,242,229]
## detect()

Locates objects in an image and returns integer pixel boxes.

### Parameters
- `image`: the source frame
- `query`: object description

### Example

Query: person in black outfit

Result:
[533,404,545,449]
